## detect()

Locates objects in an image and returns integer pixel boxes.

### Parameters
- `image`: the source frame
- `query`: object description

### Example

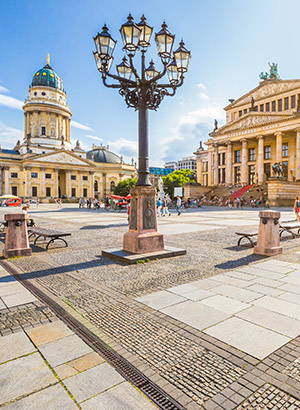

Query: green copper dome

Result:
[31,63,64,92]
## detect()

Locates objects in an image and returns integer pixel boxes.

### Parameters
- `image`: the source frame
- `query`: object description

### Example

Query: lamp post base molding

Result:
[253,246,282,256]
[123,231,164,254]
[102,246,186,265]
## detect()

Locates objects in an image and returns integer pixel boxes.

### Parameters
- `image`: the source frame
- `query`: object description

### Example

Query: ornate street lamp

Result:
[93,14,191,256]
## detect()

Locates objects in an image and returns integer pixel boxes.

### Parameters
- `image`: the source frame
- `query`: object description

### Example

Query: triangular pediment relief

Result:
[216,113,291,134]
[24,150,92,166]
[226,80,300,109]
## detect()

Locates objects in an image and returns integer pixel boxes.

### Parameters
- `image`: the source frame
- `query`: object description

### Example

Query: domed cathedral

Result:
[0,55,136,201]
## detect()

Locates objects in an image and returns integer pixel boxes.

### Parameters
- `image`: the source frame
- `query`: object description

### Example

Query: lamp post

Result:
[93,14,191,255]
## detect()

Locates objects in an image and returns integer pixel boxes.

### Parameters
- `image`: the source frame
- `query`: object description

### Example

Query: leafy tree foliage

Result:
[162,169,195,197]
[114,178,137,197]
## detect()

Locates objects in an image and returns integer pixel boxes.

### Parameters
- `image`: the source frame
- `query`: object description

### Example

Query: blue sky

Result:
[0,0,299,165]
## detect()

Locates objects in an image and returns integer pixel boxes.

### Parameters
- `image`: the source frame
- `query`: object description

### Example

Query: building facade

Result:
[164,157,196,172]
[0,57,136,200]
[195,65,300,187]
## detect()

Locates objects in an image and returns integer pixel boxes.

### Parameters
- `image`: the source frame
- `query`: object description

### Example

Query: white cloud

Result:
[0,121,23,148]
[199,92,210,101]
[0,94,23,110]
[70,138,89,151]
[109,137,137,158]
[71,120,93,131]
[197,83,206,90]
[178,106,224,127]
[85,134,103,142]
[0,85,9,93]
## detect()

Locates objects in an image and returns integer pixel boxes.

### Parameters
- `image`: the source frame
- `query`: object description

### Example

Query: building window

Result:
[12,186,18,196]
[83,176,88,181]
[239,110,242,117]
[244,109,247,114]
[249,148,255,161]
[234,150,241,163]
[71,188,76,197]
[284,97,289,110]
[203,162,208,172]
[249,165,256,184]
[10,172,18,178]
[31,172,38,178]
[222,152,226,165]
[234,166,241,184]
[222,168,226,184]
[41,126,46,135]
[32,186,38,197]
[71,175,76,180]
[291,95,296,108]
[264,145,271,160]
[83,188,88,197]
[272,101,276,112]
[110,181,115,192]
[45,173,51,179]
[46,187,51,197]
[282,161,288,178]
[218,153,222,166]
[42,92,46,96]
[94,180,98,192]
[254,106,258,112]
[218,168,221,184]
[260,104,264,112]
[266,102,270,112]
[278,99,282,111]
[282,143,288,157]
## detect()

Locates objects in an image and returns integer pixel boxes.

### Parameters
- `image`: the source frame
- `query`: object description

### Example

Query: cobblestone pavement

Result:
[1,205,300,409]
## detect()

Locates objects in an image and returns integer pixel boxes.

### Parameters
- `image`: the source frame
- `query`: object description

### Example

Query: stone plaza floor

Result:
[1,204,300,409]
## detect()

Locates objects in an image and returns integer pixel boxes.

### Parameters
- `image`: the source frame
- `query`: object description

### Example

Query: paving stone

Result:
[81,381,156,409]
[0,352,57,404]
[68,352,105,372]
[160,300,230,330]
[278,283,300,294]
[236,305,300,338]
[189,278,221,290]
[200,295,250,314]
[38,334,93,367]
[236,266,285,280]
[2,292,37,308]
[0,298,6,309]
[54,363,78,379]
[204,317,290,359]
[278,292,300,305]
[280,270,300,285]
[251,277,285,288]
[246,284,285,297]
[0,331,36,363]
[210,274,251,288]
[167,283,200,296]
[253,261,296,274]
[223,271,257,281]
[26,321,73,346]
[180,288,213,301]
[63,362,124,403]
[211,284,262,303]
[0,283,23,297]
[136,290,186,310]
[253,295,300,320]
[3,383,78,409]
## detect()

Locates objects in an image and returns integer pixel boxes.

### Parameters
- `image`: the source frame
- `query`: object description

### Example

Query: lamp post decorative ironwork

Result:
[93,14,191,255]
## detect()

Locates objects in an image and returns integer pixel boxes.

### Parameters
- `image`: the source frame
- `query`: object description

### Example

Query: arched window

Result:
[94,180,98,192]
[110,181,115,192]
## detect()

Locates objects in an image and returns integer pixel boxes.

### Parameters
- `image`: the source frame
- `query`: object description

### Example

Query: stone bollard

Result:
[253,210,282,256]
[3,213,32,258]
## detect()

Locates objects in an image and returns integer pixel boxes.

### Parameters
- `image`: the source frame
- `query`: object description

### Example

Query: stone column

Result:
[213,144,218,185]
[257,136,264,185]
[47,112,51,136]
[0,167,3,196]
[24,166,31,197]
[226,142,232,185]
[241,139,248,184]
[89,171,95,198]
[37,112,40,136]
[275,132,283,163]
[3,166,9,195]
[54,169,59,197]
[67,118,71,143]
[58,115,61,139]
[102,173,107,197]
[56,114,59,138]
[40,167,46,198]
[296,129,300,180]
[65,170,71,198]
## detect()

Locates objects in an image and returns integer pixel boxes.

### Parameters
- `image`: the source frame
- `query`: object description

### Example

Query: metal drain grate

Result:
[1,261,185,410]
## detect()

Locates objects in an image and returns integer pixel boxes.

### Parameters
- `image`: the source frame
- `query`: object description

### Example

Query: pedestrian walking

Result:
[294,196,300,221]
[176,195,181,216]
[162,197,171,216]
[156,198,163,216]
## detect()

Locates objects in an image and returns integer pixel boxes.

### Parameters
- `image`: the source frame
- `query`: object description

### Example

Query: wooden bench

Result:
[28,227,71,249]
[235,231,258,247]
[279,223,300,238]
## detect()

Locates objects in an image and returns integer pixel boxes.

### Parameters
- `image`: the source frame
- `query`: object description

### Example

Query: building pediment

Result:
[24,150,93,166]
[225,80,300,110]
[216,113,291,134]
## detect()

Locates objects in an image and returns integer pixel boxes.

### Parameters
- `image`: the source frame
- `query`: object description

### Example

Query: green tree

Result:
[114,178,137,197]
[162,169,194,197]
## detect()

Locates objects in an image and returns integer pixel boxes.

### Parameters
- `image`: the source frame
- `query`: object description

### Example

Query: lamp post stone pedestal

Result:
[3,213,32,259]
[123,186,164,254]
[254,210,282,256]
